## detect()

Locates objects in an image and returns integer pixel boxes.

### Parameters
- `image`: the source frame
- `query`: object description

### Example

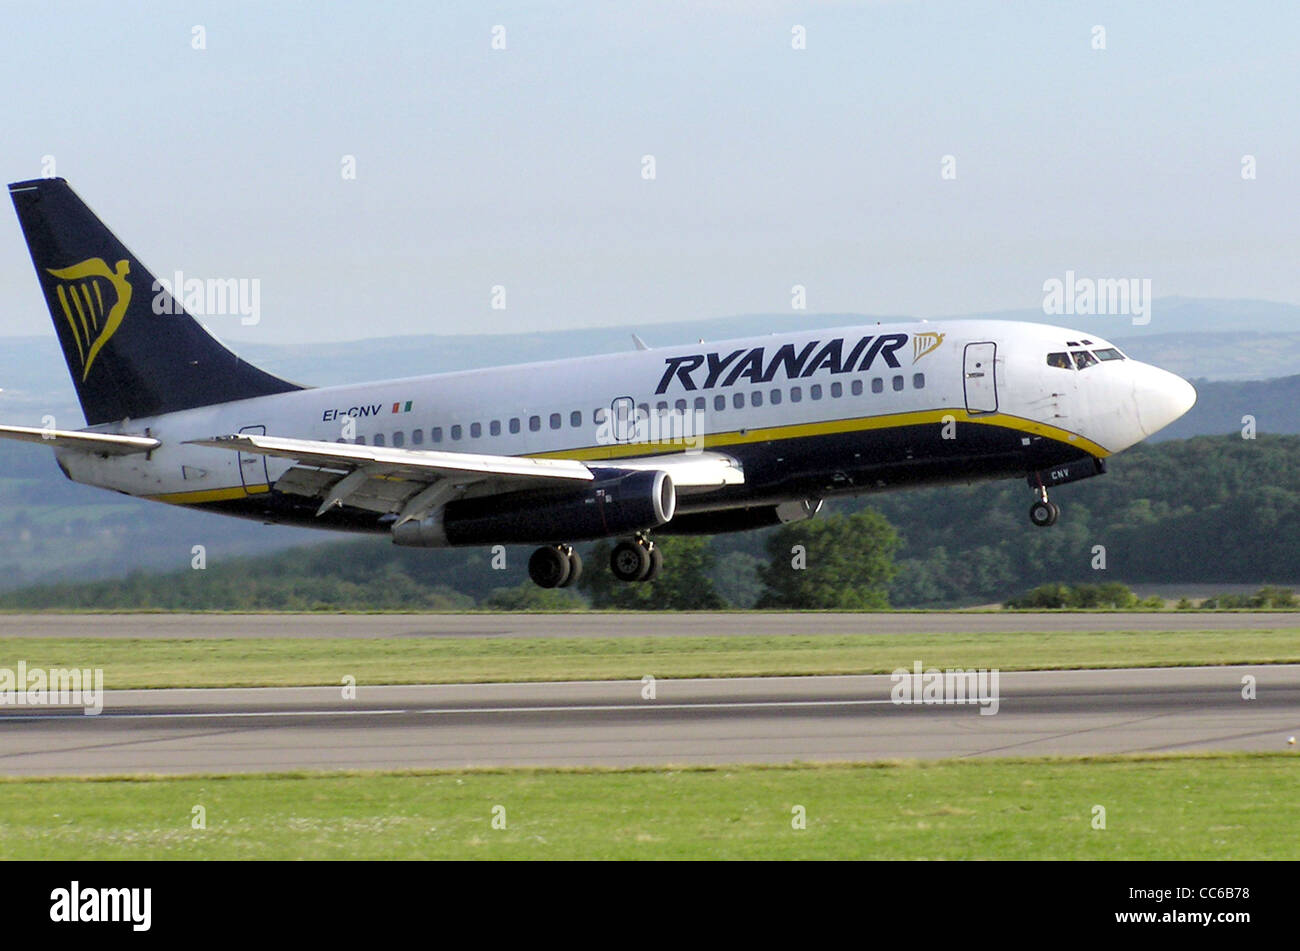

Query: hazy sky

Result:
[2,1,1297,343]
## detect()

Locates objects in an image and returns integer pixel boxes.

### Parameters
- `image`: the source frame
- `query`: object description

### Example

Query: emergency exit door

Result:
[238,425,270,492]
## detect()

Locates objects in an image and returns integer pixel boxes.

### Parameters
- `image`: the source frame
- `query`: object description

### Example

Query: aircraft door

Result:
[610,397,636,443]
[238,424,271,492]
[963,342,998,415]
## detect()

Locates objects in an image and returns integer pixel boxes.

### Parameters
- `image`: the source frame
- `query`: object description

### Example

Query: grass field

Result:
[0,628,1295,688]
[0,753,1294,860]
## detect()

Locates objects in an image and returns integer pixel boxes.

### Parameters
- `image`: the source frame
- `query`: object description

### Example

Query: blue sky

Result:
[2,1,1297,342]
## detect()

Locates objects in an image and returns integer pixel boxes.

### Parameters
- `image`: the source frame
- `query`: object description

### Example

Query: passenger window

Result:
[570,411,582,427]
[432,427,443,443]
[355,436,366,445]
[872,378,883,394]
[374,434,386,447]
[810,384,822,400]
[892,376,904,391]
[693,397,706,412]
[913,373,925,389]
[714,395,726,411]
[770,389,782,405]
[392,431,405,447]
[733,393,744,409]
[1072,351,1098,370]
[412,429,424,445]
[549,413,561,429]
[1046,352,1071,369]
[790,386,802,403]
[470,422,482,438]
[674,400,687,413]
[851,380,863,396]
[451,425,462,441]
[509,418,521,434]
[655,402,668,413]
[490,420,501,436]
[751,391,763,407]
[529,416,541,432]
[593,408,606,424]
[830,382,843,398]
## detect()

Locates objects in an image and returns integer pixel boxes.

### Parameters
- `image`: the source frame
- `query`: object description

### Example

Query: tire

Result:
[528,546,572,588]
[610,541,650,583]
[642,545,663,582]
[560,549,583,588]
[1029,500,1054,527]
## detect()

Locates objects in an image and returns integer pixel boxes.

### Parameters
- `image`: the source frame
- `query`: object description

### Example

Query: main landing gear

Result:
[610,535,662,584]
[1028,486,1060,527]
[527,537,663,588]
[527,544,583,589]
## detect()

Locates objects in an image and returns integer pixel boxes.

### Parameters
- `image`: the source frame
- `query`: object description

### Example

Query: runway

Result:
[1,611,1296,639]
[1,665,1296,775]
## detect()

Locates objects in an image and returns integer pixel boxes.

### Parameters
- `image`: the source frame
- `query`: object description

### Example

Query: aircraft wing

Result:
[0,424,160,455]
[191,433,595,483]
[188,433,742,523]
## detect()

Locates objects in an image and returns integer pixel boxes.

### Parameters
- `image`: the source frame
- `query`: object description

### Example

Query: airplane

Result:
[3,178,1196,589]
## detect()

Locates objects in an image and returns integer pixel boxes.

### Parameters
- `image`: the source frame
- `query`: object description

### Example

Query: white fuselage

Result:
[55,318,1195,533]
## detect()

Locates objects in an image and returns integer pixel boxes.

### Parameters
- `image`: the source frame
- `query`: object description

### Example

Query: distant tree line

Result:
[1,435,1297,611]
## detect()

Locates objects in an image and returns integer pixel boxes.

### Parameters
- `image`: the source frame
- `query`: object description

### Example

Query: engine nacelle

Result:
[392,468,676,548]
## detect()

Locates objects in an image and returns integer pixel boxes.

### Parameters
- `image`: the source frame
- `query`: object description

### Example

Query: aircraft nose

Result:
[1132,363,1197,437]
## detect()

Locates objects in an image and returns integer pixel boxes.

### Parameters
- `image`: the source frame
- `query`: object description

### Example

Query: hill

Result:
[3,434,1296,610]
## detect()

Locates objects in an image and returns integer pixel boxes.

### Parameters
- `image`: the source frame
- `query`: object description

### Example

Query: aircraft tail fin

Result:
[8,178,302,425]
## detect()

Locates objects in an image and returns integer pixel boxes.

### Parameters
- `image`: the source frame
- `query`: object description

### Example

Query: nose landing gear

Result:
[1029,486,1059,527]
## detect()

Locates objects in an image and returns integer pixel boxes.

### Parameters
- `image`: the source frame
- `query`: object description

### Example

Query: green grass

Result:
[1,754,1295,859]
[0,628,1296,689]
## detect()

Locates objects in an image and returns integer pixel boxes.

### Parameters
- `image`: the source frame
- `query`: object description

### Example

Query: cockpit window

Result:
[1094,347,1125,361]
[1072,350,1099,370]
[1046,352,1071,369]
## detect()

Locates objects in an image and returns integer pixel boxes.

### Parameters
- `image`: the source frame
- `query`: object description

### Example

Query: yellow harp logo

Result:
[913,331,945,363]
[45,258,133,380]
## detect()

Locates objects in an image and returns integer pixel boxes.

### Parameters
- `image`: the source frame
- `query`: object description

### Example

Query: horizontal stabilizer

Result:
[0,423,160,455]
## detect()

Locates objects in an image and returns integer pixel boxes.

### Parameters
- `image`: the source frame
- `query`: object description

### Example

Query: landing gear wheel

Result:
[610,540,651,583]
[1029,500,1059,527]
[559,548,583,588]
[528,545,572,588]
[643,545,663,582]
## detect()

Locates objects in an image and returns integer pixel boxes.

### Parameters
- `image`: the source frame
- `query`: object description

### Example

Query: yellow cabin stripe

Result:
[149,485,269,505]
[530,408,1112,462]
